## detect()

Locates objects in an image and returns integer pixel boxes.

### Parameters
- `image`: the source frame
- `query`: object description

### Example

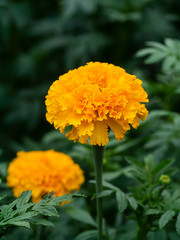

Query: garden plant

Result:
[1,0,180,240]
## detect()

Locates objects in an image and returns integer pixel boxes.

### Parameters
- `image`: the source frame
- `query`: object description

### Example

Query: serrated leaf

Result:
[34,206,59,217]
[32,199,46,210]
[91,190,114,200]
[16,191,32,209]
[57,193,72,202]
[126,196,138,210]
[42,191,54,199]
[46,196,62,206]
[4,211,38,224]
[74,230,98,240]
[31,217,54,227]
[176,212,180,236]
[3,203,35,221]
[0,199,18,220]
[116,190,127,213]
[65,207,97,227]
[6,221,30,229]
[159,210,175,229]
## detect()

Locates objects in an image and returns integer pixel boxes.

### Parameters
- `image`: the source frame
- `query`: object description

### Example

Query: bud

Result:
[159,174,171,184]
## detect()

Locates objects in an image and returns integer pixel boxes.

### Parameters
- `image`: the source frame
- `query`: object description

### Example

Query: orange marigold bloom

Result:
[45,62,148,146]
[7,150,84,202]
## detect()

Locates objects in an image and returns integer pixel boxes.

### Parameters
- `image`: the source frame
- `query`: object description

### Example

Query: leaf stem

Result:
[93,145,104,240]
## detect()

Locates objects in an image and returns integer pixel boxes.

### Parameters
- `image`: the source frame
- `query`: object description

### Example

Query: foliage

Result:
[1,0,180,239]
[0,190,72,238]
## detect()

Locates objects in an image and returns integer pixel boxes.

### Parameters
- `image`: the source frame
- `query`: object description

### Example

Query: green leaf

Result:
[47,193,72,206]
[72,193,87,199]
[152,159,175,178]
[145,51,166,64]
[31,217,54,227]
[162,56,176,71]
[102,180,119,191]
[4,211,38,224]
[91,190,114,200]
[146,41,167,51]
[136,48,156,57]
[64,207,97,227]
[144,154,155,170]
[0,195,6,202]
[165,38,177,54]
[0,199,18,220]
[103,170,123,181]
[175,212,180,236]
[126,196,138,210]
[159,210,175,229]
[74,230,98,240]
[116,190,127,213]
[113,139,141,154]
[125,156,144,167]
[6,221,30,229]
[16,191,32,208]
[146,209,161,215]
[34,206,59,217]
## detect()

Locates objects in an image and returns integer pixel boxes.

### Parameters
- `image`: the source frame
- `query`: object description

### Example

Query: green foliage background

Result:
[1,0,180,239]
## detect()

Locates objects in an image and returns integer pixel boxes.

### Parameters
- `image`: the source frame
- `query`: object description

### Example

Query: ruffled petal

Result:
[131,115,140,129]
[90,120,109,146]
[137,104,148,121]
[66,127,79,142]
[77,121,94,137]
[106,117,125,141]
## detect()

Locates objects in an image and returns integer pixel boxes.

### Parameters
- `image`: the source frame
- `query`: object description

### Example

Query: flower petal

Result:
[106,117,125,141]
[77,121,94,137]
[131,115,140,129]
[137,104,148,121]
[90,121,108,146]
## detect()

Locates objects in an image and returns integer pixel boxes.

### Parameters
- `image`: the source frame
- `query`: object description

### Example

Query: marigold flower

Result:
[45,62,148,146]
[7,150,84,202]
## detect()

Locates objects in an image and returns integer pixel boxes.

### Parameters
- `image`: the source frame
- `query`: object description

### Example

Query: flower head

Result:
[7,150,84,202]
[159,174,171,184]
[45,62,148,146]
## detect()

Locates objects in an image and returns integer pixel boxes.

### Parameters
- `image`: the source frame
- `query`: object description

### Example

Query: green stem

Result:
[93,145,104,240]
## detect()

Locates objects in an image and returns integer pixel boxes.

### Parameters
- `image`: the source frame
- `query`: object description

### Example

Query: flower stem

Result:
[93,145,104,240]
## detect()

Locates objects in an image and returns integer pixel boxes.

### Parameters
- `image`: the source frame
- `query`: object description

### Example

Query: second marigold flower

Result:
[7,150,84,202]
[45,62,149,146]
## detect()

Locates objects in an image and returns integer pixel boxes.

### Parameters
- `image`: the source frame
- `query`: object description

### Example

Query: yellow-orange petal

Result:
[131,115,140,129]
[90,120,109,146]
[137,104,149,121]
[66,126,79,142]
[106,117,125,141]
[77,121,94,137]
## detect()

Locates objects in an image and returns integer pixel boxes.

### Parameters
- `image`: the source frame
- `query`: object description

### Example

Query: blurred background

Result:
[1,0,180,239]
[1,0,180,161]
